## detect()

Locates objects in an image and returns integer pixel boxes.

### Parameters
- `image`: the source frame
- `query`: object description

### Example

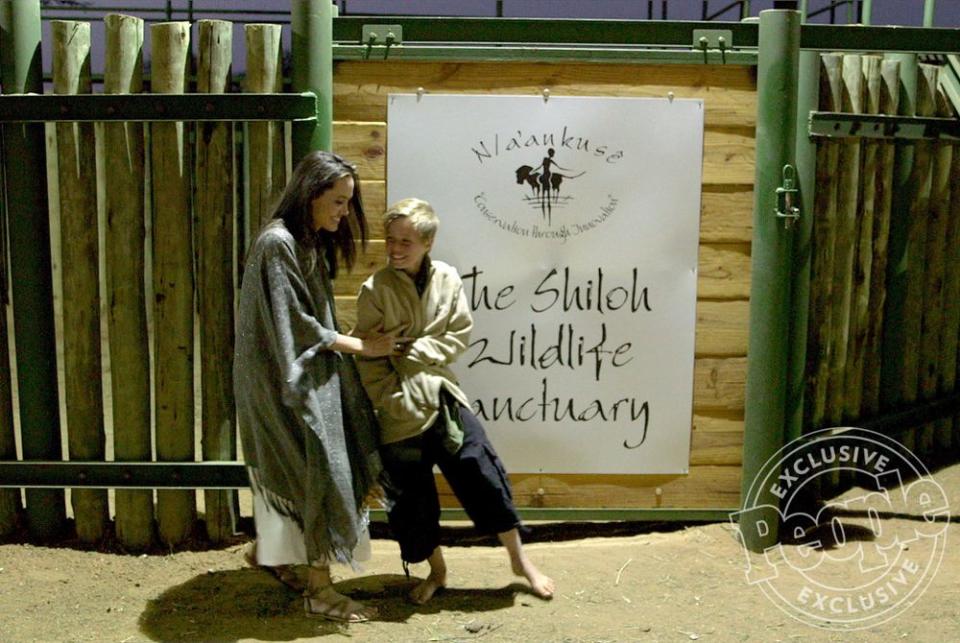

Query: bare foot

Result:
[304,586,377,622]
[409,568,447,605]
[512,556,555,599]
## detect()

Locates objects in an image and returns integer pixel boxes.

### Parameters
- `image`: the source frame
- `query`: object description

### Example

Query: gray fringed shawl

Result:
[234,221,381,565]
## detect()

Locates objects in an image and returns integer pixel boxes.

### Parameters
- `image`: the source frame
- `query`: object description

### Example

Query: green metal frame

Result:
[808,112,960,140]
[739,9,801,553]
[0,0,65,540]
[0,93,319,122]
[292,0,332,159]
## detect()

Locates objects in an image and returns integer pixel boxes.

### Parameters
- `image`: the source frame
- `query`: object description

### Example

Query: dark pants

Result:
[380,405,520,564]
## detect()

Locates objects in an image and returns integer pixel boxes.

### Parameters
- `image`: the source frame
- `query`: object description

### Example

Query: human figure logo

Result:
[731,428,949,630]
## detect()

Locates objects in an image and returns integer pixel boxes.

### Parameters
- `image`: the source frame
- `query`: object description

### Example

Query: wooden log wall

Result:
[25,15,288,546]
[805,54,960,467]
[330,61,756,509]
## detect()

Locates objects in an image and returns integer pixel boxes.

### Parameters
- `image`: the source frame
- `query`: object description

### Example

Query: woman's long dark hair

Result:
[271,150,367,278]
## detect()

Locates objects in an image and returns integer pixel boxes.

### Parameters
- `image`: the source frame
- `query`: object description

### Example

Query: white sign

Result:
[387,94,703,474]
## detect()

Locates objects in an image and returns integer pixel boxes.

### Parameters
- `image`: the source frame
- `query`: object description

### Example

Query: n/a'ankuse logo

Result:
[732,428,949,630]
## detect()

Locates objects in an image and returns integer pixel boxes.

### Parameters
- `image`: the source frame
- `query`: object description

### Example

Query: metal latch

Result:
[362,24,402,59]
[775,165,800,229]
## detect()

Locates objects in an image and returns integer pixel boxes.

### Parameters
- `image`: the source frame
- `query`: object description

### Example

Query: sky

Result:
[34,0,960,76]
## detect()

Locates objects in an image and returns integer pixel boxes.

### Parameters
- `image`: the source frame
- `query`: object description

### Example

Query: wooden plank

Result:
[196,19,238,544]
[52,20,109,544]
[333,61,757,128]
[700,187,753,243]
[692,411,744,433]
[103,14,153,551]
[862,59,901,416]
[244,23,285,234]
[332,121,386,181]
[333,121,754,185]
[689,430,743,466]
[334,240,750,302]
[435,466,741,509]
[825,54,863,426]
[805,53,843,432]
[694,300,749,356]
[150,21,196,547]
[692,357,746,412]
[696,243,751,300]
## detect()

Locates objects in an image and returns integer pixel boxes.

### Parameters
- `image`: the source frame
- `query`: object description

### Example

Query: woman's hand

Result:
[360,333,413,358]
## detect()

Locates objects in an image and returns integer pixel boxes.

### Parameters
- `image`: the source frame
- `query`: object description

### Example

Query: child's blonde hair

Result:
[383,198,439,242]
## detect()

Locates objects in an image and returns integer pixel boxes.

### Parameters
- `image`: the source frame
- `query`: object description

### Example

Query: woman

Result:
[235,151,401,622]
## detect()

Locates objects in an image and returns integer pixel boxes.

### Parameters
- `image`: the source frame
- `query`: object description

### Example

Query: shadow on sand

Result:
[138,568,524,641]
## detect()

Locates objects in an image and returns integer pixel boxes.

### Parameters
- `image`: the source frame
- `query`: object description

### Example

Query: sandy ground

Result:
[1,463,959,642]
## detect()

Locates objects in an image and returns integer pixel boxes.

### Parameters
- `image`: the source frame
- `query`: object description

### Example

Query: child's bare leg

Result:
[497,528,554,599]
[410,546,447,604]
[304,564,378,621]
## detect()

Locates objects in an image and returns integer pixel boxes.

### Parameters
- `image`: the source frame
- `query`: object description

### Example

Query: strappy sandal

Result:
[242,541,307,594]
[303,586,375,623]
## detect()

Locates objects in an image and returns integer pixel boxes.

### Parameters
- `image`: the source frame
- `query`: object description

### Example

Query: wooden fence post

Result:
[843,55,881,421]
[862,59,900,416]
[922,76,952,453]
[151,21,196,547]
[804,53,842,431]
[52,19,108,543]
[104,13,153,550]
[196,18,237,543]
[903,63,937,454]
[825,53,862,426]
[244,23,285,235]
[946,118,960,450]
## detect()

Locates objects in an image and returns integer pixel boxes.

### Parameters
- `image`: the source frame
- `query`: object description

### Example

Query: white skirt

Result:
[249,468,371,567]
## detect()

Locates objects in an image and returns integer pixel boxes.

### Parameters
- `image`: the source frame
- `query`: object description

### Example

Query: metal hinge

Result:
[775,165,800,229]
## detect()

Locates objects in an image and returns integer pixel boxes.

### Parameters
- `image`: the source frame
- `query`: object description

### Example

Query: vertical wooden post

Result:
[921,75,951,452]
[899,63,936,455]
[826,54,862,426]
[862,59,900,416]
[901,65,935,409]
[196,19,237,543]
[881,54,918,425]
[944,122,960,450]
[151,21,195,547]
[843,55,881,420]
[103,13,153,550]
[805,53,842,431]
[244,24,285,234]
[0,0,66,540]
[52,19,108,543]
